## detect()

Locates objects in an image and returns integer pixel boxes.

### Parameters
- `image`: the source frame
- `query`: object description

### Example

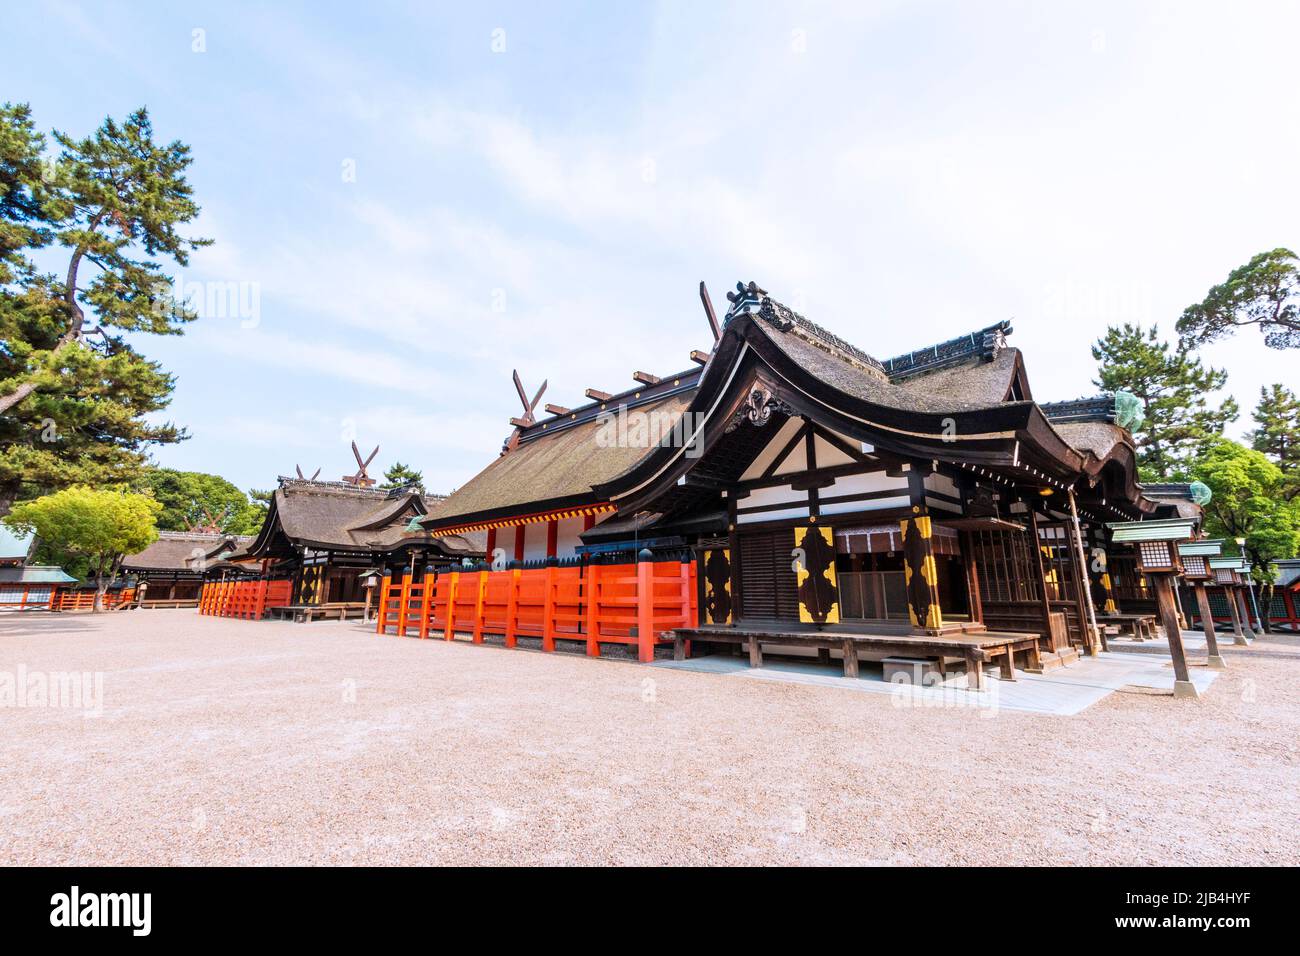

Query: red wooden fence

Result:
[198,579,293,619]
[377,561,697,662]
[50,588,136,612]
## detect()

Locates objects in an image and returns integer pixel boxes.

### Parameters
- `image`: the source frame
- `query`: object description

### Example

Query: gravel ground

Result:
[1,610,1296,866]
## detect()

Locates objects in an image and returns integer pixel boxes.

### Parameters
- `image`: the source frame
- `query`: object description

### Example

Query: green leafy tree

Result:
[4,486,160,611]
[380,462,424,491]
[1250,384,1300,486]
[226,488,271,536]
[1177,248,1300,350]
[137,468,253,532]
[1092,323,1238,479]
[1191,438,1300,624]
[0,104,207,513]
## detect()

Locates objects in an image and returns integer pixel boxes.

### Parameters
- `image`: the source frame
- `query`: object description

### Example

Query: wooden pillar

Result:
[584,563,600,657]
[485,528,497,563]
[418,571,434,639]
[541,564,556,652]
[900,512,942,633]
[636,557,655,663]
[583,512,596,532]
[1194,581,1224,669]
[443,572,459,641]
[1237,587,1258,639]
[375,572,390,633]
[1226,585,1248,645]
[545,520,558,559]
[1027,508,1055,644]
[841,639,858,678]
[1236,587,1257,638]
[1066,489,1101,654]
[513,525,525,562]
[504,567,520,648]
[1153,573,1197,699]
[960,531,984,626]
[397,572,411,637]
[472,570,487,643]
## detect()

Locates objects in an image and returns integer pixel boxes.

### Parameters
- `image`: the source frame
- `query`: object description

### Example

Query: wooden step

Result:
[1022,647,1079,673]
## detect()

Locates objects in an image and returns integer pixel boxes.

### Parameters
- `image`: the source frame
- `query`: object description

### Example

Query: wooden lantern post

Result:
[1177,542,1224,670]
[1210,557,1250,646]
[359,569,382,622]
[1109,519,1199,699]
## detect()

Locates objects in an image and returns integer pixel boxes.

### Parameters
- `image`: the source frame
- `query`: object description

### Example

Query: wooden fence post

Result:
[472,570,487,643]
[504,568,520,648]
[444,572,459,641]
[397,574,412,637]
[637,558,655,663]
[254,579,268,620]
[376,574,390,634]
[418,573,433,639]
[584,563,600,657]
[542,565,557,652]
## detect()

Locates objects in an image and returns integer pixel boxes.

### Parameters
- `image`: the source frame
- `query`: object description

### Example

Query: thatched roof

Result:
[1051,420,1129,461]
[122,532,252,572]
[423,283,1157,532]
[891,347,1024,405]
[431,391,695,525]
[424,293,1054,533]
[233,480,483,559]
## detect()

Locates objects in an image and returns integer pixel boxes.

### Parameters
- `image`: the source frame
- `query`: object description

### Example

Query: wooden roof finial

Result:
[510,370,547,428]
[699,281,721,342]
[295,464,321,480]
[343,442,379,487]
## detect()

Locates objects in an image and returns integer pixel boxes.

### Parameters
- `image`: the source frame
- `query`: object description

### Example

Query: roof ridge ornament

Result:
[883,320,1014,379]
[724,280,886,376]
[342,441,380,487]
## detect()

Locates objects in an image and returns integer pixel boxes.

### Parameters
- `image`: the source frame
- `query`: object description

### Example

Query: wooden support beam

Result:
[1226,585,1248,645]
[1153,573,1197,698]
[1194,581,1225,669]
[841,640,859,678]
[689,350,710,366]
[585,388,613,402]
[509,416,533,428]
[632,371,660,386]
[699,281,722,341]
[544,403,571,416]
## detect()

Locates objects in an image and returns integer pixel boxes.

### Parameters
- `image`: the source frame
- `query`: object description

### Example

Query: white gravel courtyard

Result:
[1,609,1296,866]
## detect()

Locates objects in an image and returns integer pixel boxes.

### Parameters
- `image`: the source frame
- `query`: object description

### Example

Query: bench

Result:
[1101,613,1158,641]
[267,603,367,623]
[671,626,1042,691]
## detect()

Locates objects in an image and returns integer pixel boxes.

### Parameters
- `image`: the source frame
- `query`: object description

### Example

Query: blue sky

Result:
[7,1,1299,493]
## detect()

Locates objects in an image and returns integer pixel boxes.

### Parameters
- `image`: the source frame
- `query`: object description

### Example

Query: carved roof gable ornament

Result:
[725,385,794,433]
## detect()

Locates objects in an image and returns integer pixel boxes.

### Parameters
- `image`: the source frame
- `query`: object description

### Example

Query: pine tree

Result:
[1092,323,1239,479]
[1177,248,1300,350]
[380,462,424,491]
[1250,384,1300,487]
[0,104,207,513]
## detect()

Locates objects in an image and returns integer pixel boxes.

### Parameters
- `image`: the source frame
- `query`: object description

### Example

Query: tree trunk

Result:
[93,558,108,613]
[0,231,95,414]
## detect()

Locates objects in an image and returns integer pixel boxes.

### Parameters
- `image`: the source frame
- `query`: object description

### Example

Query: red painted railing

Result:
[377,561,697,662]
[198,579,293,619]
[51,588,135,612]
